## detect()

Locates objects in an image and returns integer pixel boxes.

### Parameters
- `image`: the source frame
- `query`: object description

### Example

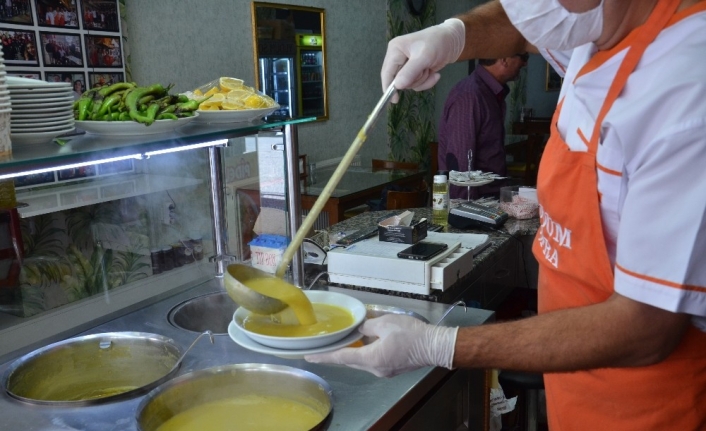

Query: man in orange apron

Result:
[307,0,706,429]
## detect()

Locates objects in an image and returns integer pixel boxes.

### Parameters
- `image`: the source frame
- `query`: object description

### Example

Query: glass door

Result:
[296,47,324,117]
[259,57,296,118]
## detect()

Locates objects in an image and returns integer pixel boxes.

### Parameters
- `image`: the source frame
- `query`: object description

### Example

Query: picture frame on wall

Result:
[82,0,119,32]
[14,172,55,188]
[7,70,41,79]
[545,62,563,92]
[57,165,97,182]
[35,0,79,29]
[88,71,123,88]
[45,71,86,96]
[0,0,33,25]
[85,35,122,68]
[39,31,83,67]
[0,28,39,65]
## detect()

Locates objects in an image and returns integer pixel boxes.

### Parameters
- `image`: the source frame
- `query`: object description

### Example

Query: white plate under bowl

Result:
[193,105,278,124]
[11,127,75,146]
[228,321,363,360]
[233,290,366,350]
[75,114,197,136]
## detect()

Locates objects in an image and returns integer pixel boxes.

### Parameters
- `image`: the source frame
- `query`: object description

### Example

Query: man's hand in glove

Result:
[381,18,465,102]
[305,314,458,378]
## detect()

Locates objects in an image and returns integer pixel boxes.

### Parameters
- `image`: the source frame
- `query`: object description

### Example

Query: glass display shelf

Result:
[0,116,316,179]
[16,173,202,218]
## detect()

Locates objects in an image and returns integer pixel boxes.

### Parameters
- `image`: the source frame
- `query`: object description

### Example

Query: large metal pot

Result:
[2,332,182,406]
[136,363,333,431]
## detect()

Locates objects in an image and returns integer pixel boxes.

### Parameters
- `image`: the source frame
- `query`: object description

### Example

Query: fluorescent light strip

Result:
[143,139,227,157]
[0,139,228,180]
[0,154,141,180]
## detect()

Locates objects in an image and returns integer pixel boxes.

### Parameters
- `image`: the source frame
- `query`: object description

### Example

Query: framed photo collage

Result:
[0,0,126,99]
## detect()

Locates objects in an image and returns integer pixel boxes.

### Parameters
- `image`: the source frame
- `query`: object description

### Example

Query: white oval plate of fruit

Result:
[186,77,280,124]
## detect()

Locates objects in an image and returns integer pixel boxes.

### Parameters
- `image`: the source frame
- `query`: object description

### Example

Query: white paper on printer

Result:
[426,232,490,255]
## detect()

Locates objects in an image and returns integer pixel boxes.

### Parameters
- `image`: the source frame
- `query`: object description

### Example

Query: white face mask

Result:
[500,0,604,50]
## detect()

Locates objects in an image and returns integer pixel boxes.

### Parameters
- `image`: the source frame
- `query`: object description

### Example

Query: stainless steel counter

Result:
[0,278,493,431]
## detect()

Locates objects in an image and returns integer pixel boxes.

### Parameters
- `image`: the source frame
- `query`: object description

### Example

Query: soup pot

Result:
[136,363,333,431]
[2,332,182,406]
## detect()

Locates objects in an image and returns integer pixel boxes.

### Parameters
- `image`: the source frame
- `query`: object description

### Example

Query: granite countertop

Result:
[313,207,539,304]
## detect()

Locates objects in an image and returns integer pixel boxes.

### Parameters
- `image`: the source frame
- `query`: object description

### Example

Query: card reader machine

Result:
[448,201,508,229]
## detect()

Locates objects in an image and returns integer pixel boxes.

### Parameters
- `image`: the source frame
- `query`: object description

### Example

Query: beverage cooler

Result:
[258,57,296,118]
[296,33,325,117]
[257,37,298,118]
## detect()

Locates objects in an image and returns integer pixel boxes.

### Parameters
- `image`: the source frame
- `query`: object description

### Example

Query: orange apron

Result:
[532,1,706,429]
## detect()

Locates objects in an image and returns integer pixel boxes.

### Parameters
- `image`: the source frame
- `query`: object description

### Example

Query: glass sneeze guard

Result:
[0,117,315,178]
[0,116,314,361]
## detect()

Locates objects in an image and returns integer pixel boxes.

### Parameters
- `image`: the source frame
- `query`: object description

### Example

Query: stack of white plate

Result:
[0,51,10,156]
[8,76,75,146]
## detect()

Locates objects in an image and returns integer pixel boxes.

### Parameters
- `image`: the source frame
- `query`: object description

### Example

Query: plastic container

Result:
[499,186,539,219]
[248,234,290,274]
[432,174,449,227]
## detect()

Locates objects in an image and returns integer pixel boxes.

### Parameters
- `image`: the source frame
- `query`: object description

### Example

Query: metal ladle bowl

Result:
[224,264,288,315]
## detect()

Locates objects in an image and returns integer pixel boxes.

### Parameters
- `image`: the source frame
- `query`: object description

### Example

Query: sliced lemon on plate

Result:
[200,92,225,109]
[244,94,273,109]
[220,77,244,92]
[203,86,220,98]
[225,89,252,102]
[221,101,246,110]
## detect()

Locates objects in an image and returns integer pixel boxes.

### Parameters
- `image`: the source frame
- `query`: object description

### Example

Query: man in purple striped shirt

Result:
[438,54,527,199]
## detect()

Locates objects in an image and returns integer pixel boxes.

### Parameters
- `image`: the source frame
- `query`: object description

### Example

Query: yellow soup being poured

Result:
[154,394,326,431]
[244,303,354,337]
[245,277,317,326]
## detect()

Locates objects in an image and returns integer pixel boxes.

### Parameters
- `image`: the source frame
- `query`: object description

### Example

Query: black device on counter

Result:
[448,201,508,229]
[397,241,449,261]
[336,226,378,246]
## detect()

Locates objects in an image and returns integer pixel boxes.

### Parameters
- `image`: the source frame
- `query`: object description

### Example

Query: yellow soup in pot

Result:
[154,394,326,431]
[243,303,354,337]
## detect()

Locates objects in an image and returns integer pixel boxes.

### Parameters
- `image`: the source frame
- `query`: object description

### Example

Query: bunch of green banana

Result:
[73,82,206,126]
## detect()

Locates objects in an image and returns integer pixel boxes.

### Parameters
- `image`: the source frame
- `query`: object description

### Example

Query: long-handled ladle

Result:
[224,82,398,314]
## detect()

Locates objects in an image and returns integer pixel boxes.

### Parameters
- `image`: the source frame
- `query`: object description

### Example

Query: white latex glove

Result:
[305,314,459,378]
[381,18,465,102]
